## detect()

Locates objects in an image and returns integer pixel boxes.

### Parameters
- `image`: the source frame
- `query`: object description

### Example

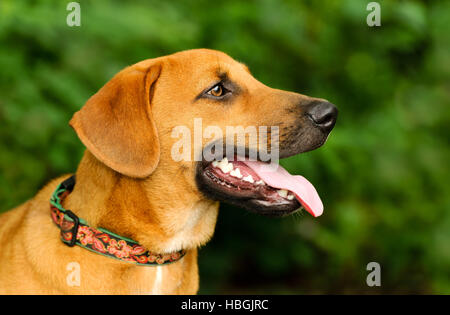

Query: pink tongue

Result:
[242,161,324,217]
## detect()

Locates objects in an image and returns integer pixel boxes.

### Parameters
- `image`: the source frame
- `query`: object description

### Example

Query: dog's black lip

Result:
[199,142,274,167]
[243,203,301,217]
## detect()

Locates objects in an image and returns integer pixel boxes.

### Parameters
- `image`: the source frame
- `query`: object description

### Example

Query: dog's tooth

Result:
[219,163,233,173]
[212,161,219,167]
[242,175,254,183]
[217,158,233,173]
[277,189,288,198]
[216,160,224,168]
[216,158,227,167]
[230,168,243,178]
[221,164,233,173]
[287,194,295,200]
[255,180,265,185]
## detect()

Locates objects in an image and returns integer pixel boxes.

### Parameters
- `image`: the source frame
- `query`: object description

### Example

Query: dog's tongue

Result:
[242,161,324,217]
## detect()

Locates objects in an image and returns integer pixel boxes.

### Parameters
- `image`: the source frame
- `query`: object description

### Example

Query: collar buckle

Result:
[60,210,79,247]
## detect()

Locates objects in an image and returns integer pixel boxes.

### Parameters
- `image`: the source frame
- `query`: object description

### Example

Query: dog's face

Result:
[71,49,337,218]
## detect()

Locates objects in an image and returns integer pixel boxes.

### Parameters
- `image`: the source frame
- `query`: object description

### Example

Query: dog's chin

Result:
[195,160,302,218]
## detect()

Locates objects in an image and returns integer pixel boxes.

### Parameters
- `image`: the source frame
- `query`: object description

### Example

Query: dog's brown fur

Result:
[0,49,324,294]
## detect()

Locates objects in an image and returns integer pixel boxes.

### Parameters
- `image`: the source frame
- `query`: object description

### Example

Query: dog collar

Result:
[50,175,186,266]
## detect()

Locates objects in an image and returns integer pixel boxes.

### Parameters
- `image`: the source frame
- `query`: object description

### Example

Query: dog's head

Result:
[70,49,337,218]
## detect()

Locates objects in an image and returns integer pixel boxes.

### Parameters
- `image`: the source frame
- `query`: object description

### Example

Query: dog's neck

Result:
[64,151,219,254]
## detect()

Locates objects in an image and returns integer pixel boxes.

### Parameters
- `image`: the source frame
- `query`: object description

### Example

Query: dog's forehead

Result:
[163,50,253,90]
[170,48,237,65]
[169,49,247,74]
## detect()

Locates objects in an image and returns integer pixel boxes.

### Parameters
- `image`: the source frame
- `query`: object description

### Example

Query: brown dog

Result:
[0,49,337,294]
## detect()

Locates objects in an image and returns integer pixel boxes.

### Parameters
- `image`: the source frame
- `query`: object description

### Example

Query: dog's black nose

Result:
[306,101,338,132]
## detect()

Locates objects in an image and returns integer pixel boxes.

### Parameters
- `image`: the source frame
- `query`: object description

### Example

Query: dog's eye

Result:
[206,83,229,98]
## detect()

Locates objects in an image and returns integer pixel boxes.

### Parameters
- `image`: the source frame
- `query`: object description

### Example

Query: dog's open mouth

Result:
[197,157,323,217]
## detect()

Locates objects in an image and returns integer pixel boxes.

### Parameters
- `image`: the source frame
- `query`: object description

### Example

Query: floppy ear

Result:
[70,61,161,178]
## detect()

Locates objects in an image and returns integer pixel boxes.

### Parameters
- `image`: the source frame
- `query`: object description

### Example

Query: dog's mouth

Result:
[196,157,323,217]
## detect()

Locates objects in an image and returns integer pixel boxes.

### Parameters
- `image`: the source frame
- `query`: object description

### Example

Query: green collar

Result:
[50,175,186,266]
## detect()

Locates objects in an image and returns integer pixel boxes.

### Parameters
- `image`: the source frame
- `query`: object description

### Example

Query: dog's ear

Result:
[70,61,162,178]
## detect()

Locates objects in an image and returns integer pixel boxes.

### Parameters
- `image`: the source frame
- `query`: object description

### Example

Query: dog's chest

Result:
[124,263,185,295]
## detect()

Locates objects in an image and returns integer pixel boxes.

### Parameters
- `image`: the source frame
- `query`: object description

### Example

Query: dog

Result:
[0,49,337,294]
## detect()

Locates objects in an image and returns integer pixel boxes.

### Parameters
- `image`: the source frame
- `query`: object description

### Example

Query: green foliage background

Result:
[1,0,449,293]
